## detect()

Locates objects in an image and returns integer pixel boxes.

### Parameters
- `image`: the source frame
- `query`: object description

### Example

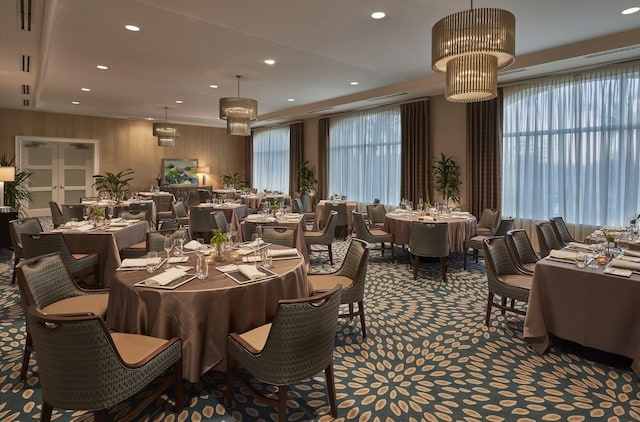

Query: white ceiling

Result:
[1,0,639,128]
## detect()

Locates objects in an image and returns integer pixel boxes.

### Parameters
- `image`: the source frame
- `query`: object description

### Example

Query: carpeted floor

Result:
[0,235,639,421]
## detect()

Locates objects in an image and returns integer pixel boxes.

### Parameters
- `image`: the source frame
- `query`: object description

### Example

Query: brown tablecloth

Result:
[524,258,640,377]
[383,212,477,252]
[106,248,309,382]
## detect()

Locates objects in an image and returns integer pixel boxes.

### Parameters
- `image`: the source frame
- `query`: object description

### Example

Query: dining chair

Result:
[352,211,395,262]
[476,208,500,235]
[549,216,577,246]
[158,218,181,230]
[308,238,370,337]
[118,210,147,222]
[322,202,348,239]
[304,210,338,265]
[212,211,228,233]
[8,217,43,284]
[535,220,564,258]
[482,236,532,325]
[198,188,212,203]
[172,201,190,226]
[366,203,387,229]
[26,304,182,422]
[189,207,215,242]
[463,217,515,269]
[506,229,539,274]
[154,194,175,228]
[408,222,450,281]
[21,233,100,286]
[15,252,109,381]
[48,201,65,228]
[175,189,191,211]
[128,201,154,226]
[226,286,342,422]
[61,204,85,223]
[262,226,297,248]
[294,197,315,226]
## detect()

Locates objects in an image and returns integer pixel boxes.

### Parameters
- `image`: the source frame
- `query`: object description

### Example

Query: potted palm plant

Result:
[92,169,134,201]
[296,160,317,212]
[432,153,461,208]
[0,154,33,216]
[222,172,246,189]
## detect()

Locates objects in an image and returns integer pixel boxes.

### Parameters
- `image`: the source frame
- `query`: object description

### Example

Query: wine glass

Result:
[106,206,113,220]
[82,207,89,222]
[196,237,205,257]
[163,235,173,264]
[251,233,261,268]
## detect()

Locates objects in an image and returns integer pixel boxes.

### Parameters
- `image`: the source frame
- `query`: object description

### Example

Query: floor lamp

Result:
[0,167,15,208]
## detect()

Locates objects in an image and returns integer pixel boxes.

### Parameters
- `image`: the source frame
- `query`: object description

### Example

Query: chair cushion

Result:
[111,332,173,365]
[500,274,533,290]
[238,322,272,353]
[369,228,392,238]
[477,227,493,233]
[41,293,109,318]
[128,240,146,249]
[303,231,325,238]
[523,262,537,272]
[308,275,353,292]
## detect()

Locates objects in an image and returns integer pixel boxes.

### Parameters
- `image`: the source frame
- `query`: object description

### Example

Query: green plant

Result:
[210,228,228,245]
[91,207,105,217]
[92,169,134,199]
[432,153,461,206]
[222,172,246,189]
[0,154,33,216]
[296,160,317,195]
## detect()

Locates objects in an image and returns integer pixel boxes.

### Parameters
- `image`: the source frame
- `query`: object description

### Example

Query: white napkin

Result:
[452,211,470,216]
[217,264,239,273]
[167,256,188,263]
[109,222,129,227]
[623,249,640,258]
[74,224,93,232]
[269,248,298,258]
[183,240,203,250]
[418,216,434,221]
[238,264,266,279]
[242,255,262,263]
[121,258,148,268]
[568,242,598,251]
[610,258,640,271]
[144,268,187,286]
[549,250,578,261]
[237,248,253,255]
[603,267,632,277]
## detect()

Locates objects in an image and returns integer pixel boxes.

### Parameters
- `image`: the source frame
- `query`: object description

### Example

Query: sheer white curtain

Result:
[502,63,640,240]
[329,105,401,205]
[252,126,290,192]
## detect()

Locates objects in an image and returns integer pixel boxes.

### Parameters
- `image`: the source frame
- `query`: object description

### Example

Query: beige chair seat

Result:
[303,231,325,238]
[309,275,354,291]
[501,274,533,290]
[522,262,537,273]
[111,332,177,365]
[41,294,109,317]
[368,228,391,238]
[237,323,272,353]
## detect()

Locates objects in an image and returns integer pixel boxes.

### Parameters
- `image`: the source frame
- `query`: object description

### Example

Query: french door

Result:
[16,136,99,217]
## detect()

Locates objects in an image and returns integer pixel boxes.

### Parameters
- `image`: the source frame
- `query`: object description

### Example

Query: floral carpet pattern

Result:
[0,236,639,421]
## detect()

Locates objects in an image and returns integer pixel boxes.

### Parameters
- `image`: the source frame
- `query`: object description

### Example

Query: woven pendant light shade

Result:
[226,116,251,136]
[219,75,257,136]
[446,54,497,102]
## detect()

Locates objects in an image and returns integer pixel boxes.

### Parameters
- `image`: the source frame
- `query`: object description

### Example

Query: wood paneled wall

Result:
[0,108,245,192]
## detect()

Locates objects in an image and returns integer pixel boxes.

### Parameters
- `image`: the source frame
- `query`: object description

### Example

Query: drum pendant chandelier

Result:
[219,75,257,136]
[153,106,180,147]
[431,1,515,102]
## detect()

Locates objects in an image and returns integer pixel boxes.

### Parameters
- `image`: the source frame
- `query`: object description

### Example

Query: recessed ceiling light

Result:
[71,101,80,105]
[622,6,640,14]
[96,65,108,70]
[287,98,295,102]
[350,81,359,86]
[125,24,141,31]
[175,100,183,104]
[81,87,91,92]
[371,11,386,19]
[264,59,276,65]
[209,84,219,89]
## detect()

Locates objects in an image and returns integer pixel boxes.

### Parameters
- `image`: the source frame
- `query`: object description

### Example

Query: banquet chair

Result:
[304,210,338,265]
[128,201,154,226]
[294,197,315,227]
[409,222,450,282]
[308,238,370,337]
[535,221,564,258]
[226,286,342,422]
[476,208,500,235]
[119,210,147,222]
[550,216,577,246]
[482,236,532,325]
[463,217,515,270]
[198,189,212,203]
[158,218,181,230]
[366,203,387,229]
[189,207,215,242]
[15,252,109,381]
[175,189,191,211]
[61,204,85,223]
[147,230,183,253]
[26,304,182,422]
[212,211,228,233]
[172,201,190,226]
[8,217,43,284]
[506,229,539,274]
[352,211,395,262]
[48,201,65,228]
[322,202,348,239]
[21,233,100,286]
[262,226,297,248]
[154,194,175,228]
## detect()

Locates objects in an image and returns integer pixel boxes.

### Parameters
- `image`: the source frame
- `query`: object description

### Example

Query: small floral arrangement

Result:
[210,229,227,245]
[91,207,105,218]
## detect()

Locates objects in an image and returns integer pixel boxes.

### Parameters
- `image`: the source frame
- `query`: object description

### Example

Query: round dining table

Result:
[384,211,477,253]
[106,246,309,382]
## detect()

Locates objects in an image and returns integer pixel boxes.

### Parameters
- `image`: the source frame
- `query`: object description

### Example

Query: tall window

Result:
[502,63,640,236]
[329,105,401,204]
[252,126,290,192]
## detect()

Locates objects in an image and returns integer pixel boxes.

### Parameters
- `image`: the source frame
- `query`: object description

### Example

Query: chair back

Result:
[477,208,500,231]
[494,217,515,236]
[189,208,215,234]
[366,204,386,226]
[175,189,191,210]
[550,216,574,245]
[409,222,450,258]
[308,210,338,244]
[9,217,43,259]
[21,233,85,275]
[248,286,342,384]
[482,236,522,281]
[147,230,182,252]
[535,221,563,258]
[242,221,277,241]
[323,202,348,227]
[128,202,154,225]
[352,211,372,239]
[198,189,212,203]
[336,238,370,303]
[212,211,228,233]
[61,204,85,222]
[506,229,539,265]
[119,210,147,222]
[172,201,188,218]
[262,226,297,248]
[49,201,65,228]
[158,219,180,230]
[294,197,305,213]
[154,194,173,212]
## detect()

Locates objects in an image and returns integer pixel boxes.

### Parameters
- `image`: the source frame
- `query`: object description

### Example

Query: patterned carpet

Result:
[0,236,639,421]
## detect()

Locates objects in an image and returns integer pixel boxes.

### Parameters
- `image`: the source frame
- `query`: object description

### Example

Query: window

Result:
[502,63,640,235]
[329,105,401,204]
[252,126,290,192]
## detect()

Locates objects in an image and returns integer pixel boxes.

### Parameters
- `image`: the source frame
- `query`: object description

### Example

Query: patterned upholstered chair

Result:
[322,202,348,239]
[409,222,450,282]
[506,229,539,274]
[476,208,500,235]
[535,221,564,258]
[294,197,315,226]
[15,252,109,381]
[118,210,147,222]
[308,238,370,337]
[549,216,576,246]
[172,201,190,226]
[26,304,182,422]
[482,236,532,325]
[262,226,297,248]
[48,201,65,228]
[128,201,154,227]
[352,211,395,262]
[212,211,228,234]
[226,286,342,422]
[304,210,339,265]
[189,207,215,242]
[8,217,43,284]
[464,217,515,269]
[60,204,85,222]
[366,203,387,229]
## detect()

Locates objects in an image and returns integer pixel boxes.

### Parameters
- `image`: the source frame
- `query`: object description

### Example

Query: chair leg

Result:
[390,242,395,263]
[328,244,333,265]
[12,258,19,284]
[348,303,354,320]
[358,300,367,338]
[440,257,448,282]
[94,409,107,422]
[463,250,468,270]
[411,254,418,280]
[278,385,288,422]
[485,293,494,325]
[175,358,183,413]
[225,359,235,408]
[325,365,338,418]
[501,297,507,315]
[20,332,33,381]
[41,401,53,422]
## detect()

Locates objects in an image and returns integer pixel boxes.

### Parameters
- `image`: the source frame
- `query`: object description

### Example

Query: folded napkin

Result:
[145,268,187,286]
[618,255,640,263]
[418,216,434,221]
[74,224,93,232]
[237,248,253,255]
[122,218,140,223]
[242,255,262,263]
[121,258,148,268]
[610,258,640,271]
[603,267,632,277]
[109,222,129,227]
[183,240,204,250]
[244,239,264,248]
[549,250,578,261]
[286,213,301,217]
[269,248,298,258]
[110,217,122,223]
[623,249,640,258]
[217,264,239,273]
[568,242,598,251]
[238,264,266,280]
[451,211,470,216]
[167,256,188,264]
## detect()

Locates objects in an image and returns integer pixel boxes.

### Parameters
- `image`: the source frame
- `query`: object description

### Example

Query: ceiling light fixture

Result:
[219,75,257,136]
[153,106,180,147]
[371,11,386,19]
[264,59,275,65]
[431,0,515,102]
[96,65,108,70]
[124,24,140,32]
[622,6,640,14]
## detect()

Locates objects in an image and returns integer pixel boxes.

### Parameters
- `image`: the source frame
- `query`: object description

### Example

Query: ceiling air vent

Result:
[307,107,335,114]
[21,84,31,95]
[19,0,33,31]
[584,45,640,59]
[21,55,31,72]
[366,92,408,102]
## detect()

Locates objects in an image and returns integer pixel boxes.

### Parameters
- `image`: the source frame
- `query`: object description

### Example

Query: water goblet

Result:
[196,237,205,257]
[146,251,158,273]
[163,235,173,263]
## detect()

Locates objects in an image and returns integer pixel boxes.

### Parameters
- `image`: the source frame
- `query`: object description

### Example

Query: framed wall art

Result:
[161,158,198,185]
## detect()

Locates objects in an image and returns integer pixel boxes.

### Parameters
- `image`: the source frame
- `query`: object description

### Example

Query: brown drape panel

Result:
[400,100,431,206]
[245,134,253,188]
[317,118,329,202]
[466,91,502,219]
[289,122,304,197]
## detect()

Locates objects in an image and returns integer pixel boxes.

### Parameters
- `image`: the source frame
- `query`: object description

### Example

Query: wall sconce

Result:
[196,166,210,185]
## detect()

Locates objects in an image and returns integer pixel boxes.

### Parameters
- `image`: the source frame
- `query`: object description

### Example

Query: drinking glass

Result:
[262,249,273,269]
[146,251,158,273]
[164,235,173,263]
[82,208,89,222]
[106,206,113,220]
[70,217,78,228]
[196,237,205,257]
[575,252,586,268]
[173,238,183,257]
[196,255,208,279]
[252,233,261,268]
